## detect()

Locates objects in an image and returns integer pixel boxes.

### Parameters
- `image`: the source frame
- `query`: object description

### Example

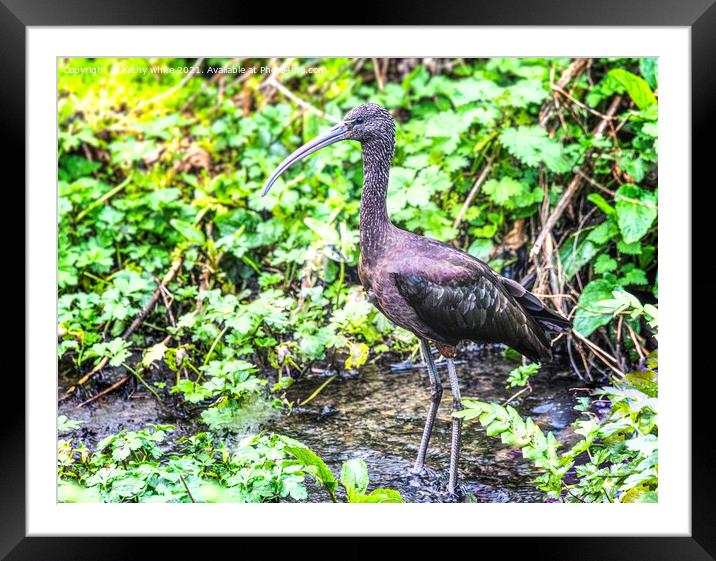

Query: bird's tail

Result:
[499,275,571,362]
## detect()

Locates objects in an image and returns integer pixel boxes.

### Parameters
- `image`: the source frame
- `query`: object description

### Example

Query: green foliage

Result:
[499,126,572,172]
[58,425,401,503]
[57,57,658,503]
[456,351,658,502]
[281,440,403,503]
[506,363,541,388]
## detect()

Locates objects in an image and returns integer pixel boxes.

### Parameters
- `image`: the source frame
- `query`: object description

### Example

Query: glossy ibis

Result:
[262,103,571,495]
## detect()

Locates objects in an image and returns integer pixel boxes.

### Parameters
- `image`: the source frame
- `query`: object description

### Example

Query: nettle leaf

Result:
[560,235,604,280]
[505,79,549,108]
[615,185,657,243]
[341,458,370,498]
[607,68,657,110]
[617,239,643,255]
[573,279,619,336]
[483,177,523,206]
[424,111,475,152]
[482,177,542,210]
[594,254,617,274]
[444,78,503,106]
[618,265,648,287]
[499,126,571,172]
[467,238,494,261]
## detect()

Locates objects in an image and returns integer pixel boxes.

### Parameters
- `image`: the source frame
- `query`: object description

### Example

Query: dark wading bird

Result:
[262,103,571,495]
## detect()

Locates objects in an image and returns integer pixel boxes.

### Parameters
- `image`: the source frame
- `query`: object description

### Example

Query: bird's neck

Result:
[359,137,394,258]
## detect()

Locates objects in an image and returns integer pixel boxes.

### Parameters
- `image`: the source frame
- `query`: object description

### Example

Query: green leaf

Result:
[351,488,404,503]
[341,458,369,498]
[573,279,619,337]
[170,219,205,245]
[483,177,524,206]
[58,415,82,433]
[499,126,572,173]
[560,235,604,280]
[587,193,615,216]
[639,58,658,90]
[282,442,337,497]
[618,266,648,287]
[607,69,657,110]
[615,185,657,243]
[142,342,167,368]
[594,254,617,274]
[483,177,543,210]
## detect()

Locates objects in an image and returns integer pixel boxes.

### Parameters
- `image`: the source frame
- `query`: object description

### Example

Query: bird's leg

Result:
[413,338,443,473]
[446,358,463,495]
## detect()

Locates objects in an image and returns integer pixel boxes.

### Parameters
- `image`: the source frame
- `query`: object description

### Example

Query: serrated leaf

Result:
[499,126,571,172]
[615,185,657,243]
[573,278,619,336]
[594,254,617,274]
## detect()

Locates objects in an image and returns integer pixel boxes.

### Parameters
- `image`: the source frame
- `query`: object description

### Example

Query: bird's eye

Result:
[354,117,364,125]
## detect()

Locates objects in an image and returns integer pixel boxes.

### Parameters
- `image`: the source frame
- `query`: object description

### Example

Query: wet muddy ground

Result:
[59,349,581,503]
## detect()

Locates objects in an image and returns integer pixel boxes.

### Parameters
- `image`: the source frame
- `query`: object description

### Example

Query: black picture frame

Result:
[2,1,712,559]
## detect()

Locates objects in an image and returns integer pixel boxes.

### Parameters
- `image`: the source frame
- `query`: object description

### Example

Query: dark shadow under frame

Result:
[1,1,713,559]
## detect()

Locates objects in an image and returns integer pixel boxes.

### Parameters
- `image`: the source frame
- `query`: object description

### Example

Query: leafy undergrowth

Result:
[458,349,658,503]
[58,425,403,503]
[57,57,658,502]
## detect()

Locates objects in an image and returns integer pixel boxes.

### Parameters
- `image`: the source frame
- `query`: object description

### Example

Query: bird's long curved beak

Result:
[261,122,348,196]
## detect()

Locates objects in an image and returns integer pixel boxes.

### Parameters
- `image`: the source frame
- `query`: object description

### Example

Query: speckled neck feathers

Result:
[359,128,396,259]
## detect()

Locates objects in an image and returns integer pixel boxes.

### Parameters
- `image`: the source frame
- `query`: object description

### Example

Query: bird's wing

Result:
[497,275,572,333]
[393,269,552,362]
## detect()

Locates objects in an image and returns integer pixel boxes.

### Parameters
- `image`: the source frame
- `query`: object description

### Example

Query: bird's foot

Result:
[444,483,467,502]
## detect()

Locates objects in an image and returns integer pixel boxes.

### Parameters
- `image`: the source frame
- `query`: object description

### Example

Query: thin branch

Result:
[262,77,339,124]
[575,170,657,210]
[71,255,184,389]
[530,96,622,259]
[132,58,205,113]
[452,158,494,230]
[76,375,131,408]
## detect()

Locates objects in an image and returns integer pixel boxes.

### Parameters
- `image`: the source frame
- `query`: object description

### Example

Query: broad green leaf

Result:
[639,58,658,90]
[341,458,369,498]
[607,69,657,110]
[499,126,571,172]
[170,219,205,245]
[573,279,619,336]
[615,185,657,243]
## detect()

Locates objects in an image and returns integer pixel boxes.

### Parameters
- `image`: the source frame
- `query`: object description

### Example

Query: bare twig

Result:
[133,58,205,114]
[572,330,625,377]
[76,177,131,222]
[179,474,196,503]
[76,375,131,408]
[503,383,533,406]
[575,170,657,210]
[372,58,385,90]
[262,77,339,124]
[71,255,184,389]
[540,59,589,127]
[452,158,494,230]
[530,96,622,259]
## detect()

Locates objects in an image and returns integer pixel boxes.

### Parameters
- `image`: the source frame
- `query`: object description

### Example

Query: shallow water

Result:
[268,349,580,503]
[59,350,580,503]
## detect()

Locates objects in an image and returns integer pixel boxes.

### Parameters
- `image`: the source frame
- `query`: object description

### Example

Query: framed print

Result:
[2,0,714,559]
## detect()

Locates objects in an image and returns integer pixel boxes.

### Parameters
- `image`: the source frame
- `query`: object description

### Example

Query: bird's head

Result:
[261,103,395,196]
